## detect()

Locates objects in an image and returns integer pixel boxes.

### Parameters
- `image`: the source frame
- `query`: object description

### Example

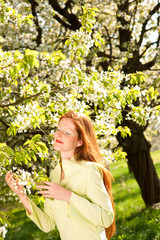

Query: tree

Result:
[31,0,160,206]
[0,1,160,236]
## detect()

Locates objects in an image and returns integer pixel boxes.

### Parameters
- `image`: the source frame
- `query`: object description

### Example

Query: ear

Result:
[77,140,83,147]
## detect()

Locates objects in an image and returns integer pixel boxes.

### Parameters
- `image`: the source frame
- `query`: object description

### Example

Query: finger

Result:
[7,174,14,185]
[36,181,43,185]
[5,171,12,181]
[38,191,50,195]
[36,185,50,190]
[43,181,55,186]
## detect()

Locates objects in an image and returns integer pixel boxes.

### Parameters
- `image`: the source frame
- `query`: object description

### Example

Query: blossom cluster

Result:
[10,101,46,133]
[11,168,39,195]
[0,224,8,239]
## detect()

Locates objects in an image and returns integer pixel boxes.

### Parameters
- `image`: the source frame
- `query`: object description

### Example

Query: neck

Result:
[61,152,74,161]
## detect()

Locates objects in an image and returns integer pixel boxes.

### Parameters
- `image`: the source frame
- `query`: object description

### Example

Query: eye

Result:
[65,130,72,135]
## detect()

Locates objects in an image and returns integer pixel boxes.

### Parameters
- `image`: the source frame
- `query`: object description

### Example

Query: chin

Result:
[53,144,59,150]
[54,144,62,151]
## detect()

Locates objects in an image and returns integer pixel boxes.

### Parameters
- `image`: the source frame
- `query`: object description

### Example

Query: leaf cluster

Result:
[0,2,160,235]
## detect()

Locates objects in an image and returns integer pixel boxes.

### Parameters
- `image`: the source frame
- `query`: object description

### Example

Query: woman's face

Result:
[54,118,82,159]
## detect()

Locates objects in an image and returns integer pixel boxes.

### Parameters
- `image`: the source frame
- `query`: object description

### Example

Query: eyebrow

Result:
[57,126,76,133]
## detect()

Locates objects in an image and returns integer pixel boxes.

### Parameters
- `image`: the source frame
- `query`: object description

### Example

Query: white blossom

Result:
[0,225,8,239]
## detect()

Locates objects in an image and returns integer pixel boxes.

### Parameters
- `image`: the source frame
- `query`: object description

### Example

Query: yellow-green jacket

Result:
[26,158,114,240]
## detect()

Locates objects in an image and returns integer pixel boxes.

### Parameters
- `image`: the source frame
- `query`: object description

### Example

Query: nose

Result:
[54,129,63,138]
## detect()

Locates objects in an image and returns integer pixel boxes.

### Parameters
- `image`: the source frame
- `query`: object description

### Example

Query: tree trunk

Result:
[117,120,160,206]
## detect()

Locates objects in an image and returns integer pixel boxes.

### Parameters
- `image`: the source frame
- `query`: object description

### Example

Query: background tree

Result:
[0,3,160,236]
[30,0,160,206]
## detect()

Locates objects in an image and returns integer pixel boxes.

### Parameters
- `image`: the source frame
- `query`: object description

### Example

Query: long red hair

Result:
[60,111,116,239]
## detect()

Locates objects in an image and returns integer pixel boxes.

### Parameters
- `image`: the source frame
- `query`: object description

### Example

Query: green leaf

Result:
[35,142,48,154]
[0,143,7,148]
[29,151,37,162]
[31,134,42,142]
[0,145,14,156]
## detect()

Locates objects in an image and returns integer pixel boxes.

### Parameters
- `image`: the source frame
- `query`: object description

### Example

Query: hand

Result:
[5,171,25,197]
[37,181,71,203]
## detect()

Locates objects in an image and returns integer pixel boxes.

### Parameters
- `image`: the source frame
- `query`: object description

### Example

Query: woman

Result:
[5,111,116,240]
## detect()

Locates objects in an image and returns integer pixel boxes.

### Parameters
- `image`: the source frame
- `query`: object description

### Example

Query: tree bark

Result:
[115,1,160,206]
[117,119,160,206]
[49,0,81,30]
[28,0,42,46]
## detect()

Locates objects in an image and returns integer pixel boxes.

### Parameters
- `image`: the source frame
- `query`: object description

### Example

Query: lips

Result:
[56,139,63,144]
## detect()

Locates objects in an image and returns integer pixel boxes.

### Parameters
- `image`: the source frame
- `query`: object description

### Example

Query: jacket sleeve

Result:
[26,199,55,233]
[67,164,114,228]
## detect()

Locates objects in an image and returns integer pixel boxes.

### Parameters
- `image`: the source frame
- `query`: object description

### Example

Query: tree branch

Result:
[104,26,113,66]
[53,14,77,30]
[48,0,81,31]
[116,0,132,50]
[140,39,160,58]
[97,51,119,60]
[28,0,42,46]
[141,59,157,71]
[138,3,160,46]
[0,118,9,128]
[0,92,42,108]
[130,0,139,33]
[147,69,160,71]
[123,56,156,74]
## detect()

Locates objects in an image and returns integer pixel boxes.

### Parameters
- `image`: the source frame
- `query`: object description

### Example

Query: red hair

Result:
[60,111,116,239]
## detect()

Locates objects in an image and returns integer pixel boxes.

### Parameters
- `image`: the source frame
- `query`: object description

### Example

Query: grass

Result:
[110,160,160,240]
[4,152,160,240]
[151,150,160,163]
[4,208,60,240]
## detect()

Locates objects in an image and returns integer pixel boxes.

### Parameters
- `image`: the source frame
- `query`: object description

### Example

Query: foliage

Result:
[0,1,160,238]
